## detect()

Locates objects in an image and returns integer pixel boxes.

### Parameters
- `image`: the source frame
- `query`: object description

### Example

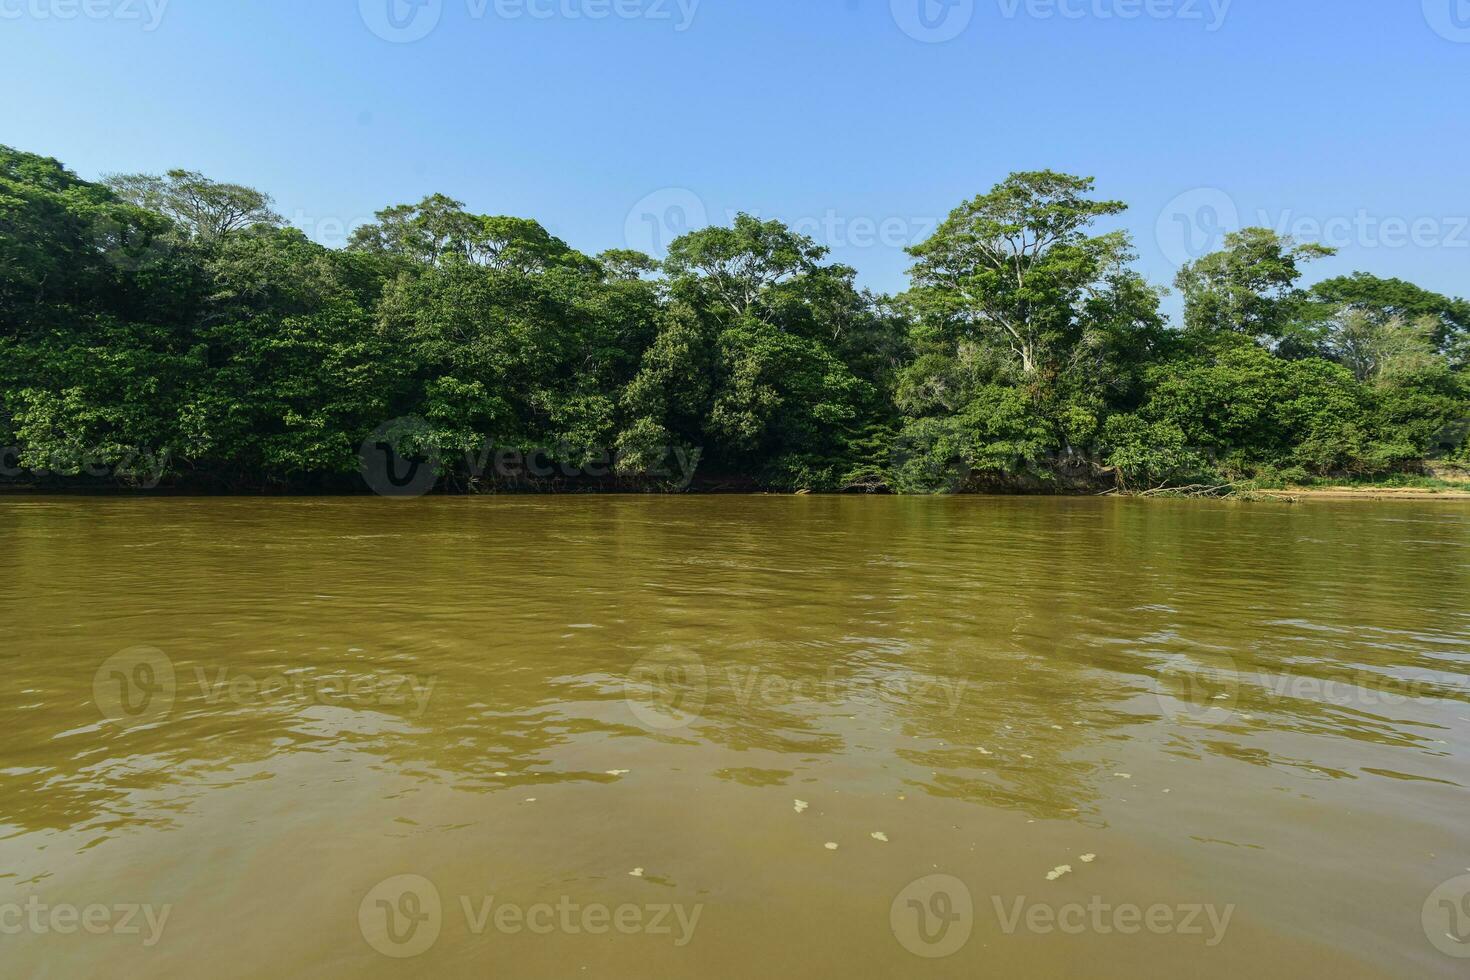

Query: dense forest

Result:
[2,144,1466,494]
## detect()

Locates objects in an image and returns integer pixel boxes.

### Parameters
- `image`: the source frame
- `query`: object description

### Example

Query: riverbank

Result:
[1106,467,1470,502]
[1246,468,1470,501]
[5,482,1470,499]
[3,466,1469,499]
[1259,486,1470,501]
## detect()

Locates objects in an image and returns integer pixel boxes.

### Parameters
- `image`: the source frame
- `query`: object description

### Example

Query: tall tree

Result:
[1176,227,1334,349]
[1322,310,1440,383]
[662,214,829,325]
[104,169,283,241]
[349,194,589,274]
[905,171,1128,375]
[1311,271,1470,354]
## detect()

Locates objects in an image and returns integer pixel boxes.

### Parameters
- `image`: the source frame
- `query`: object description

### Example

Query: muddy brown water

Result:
[1,496,1468,977]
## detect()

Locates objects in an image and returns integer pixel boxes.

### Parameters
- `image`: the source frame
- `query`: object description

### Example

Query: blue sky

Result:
[3,0,1468,309]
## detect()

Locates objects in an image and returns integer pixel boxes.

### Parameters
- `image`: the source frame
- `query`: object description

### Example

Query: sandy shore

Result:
[1269,485,1470,501]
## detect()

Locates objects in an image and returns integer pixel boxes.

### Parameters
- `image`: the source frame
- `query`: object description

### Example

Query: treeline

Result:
[1,145,1466,493]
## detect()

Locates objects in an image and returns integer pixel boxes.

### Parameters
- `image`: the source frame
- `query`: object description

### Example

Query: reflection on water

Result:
[1,497,1468,977]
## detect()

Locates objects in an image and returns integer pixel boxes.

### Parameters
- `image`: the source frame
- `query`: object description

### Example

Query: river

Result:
[1,496,1468,977]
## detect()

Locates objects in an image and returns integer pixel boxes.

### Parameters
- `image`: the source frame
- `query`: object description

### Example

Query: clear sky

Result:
[3,0,1468,309]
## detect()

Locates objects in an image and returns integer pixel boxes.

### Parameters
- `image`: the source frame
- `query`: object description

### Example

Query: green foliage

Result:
[1319,310,1439,383]
[905,171,1129,376]
[1176,227,1334,349]
[0,145,1465,493]
[1118,338,1454,479]
[349,194,591,275]
[1100,415,1211,489]
[104,168,283,241]
[1310,272,1470,353]
[892,173,1168,491]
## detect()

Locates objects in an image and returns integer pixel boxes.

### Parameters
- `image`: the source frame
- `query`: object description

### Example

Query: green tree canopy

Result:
[1176,227,1334,350]
[1,146,1465,493]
